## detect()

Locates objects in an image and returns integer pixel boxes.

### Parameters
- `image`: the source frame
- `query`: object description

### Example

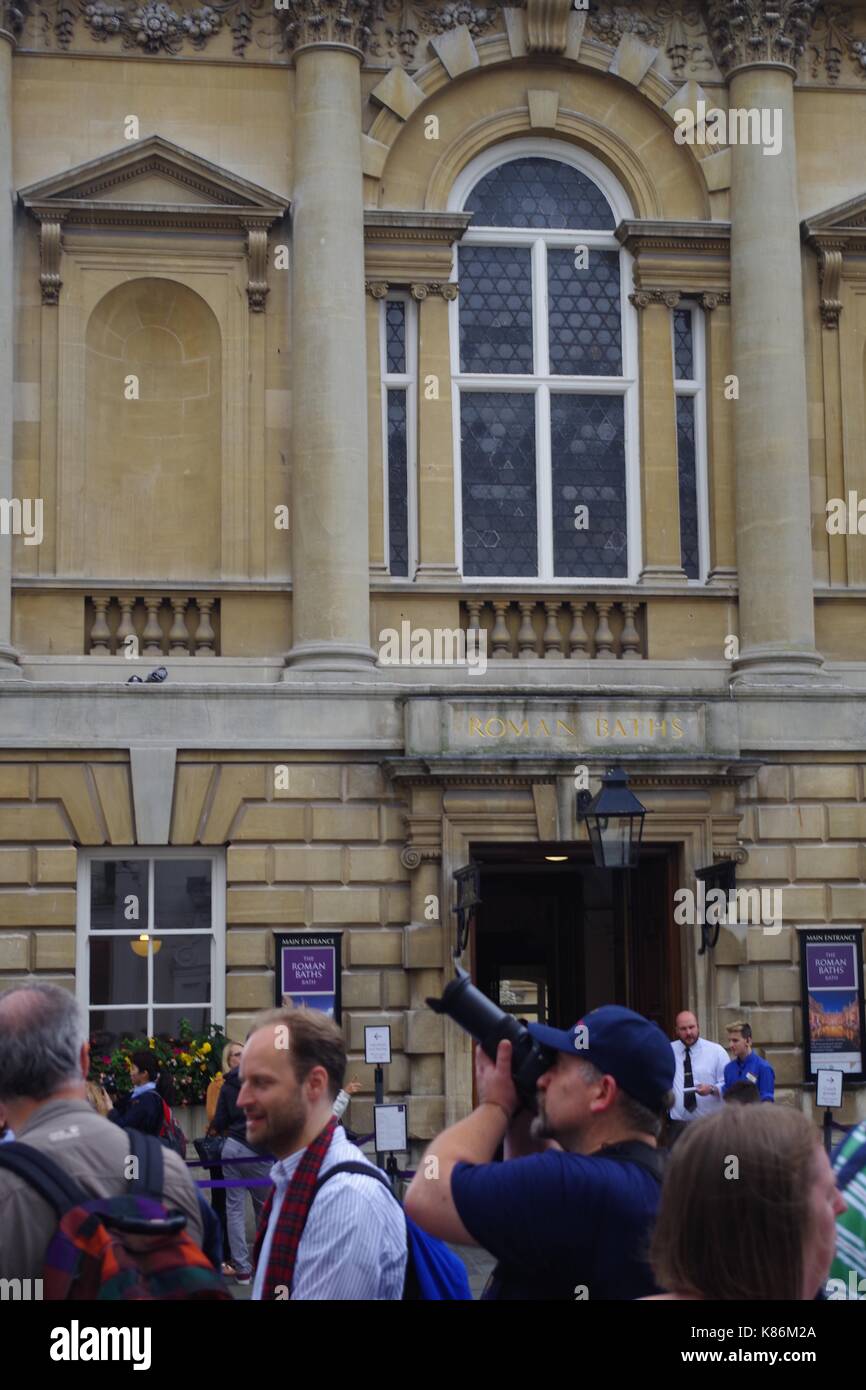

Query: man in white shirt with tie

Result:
[668,1011,728,1135]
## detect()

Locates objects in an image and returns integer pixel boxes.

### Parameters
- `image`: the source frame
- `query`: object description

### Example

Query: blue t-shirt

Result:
[723,1053,775,1101]
[451,1141,664,1301]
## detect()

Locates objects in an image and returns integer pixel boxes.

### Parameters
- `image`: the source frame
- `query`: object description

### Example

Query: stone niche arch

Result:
[367,39,717,222]
[85,278,222,580]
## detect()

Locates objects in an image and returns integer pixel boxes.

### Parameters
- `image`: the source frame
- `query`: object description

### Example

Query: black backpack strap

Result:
[126,1129,165,1197]
[313,1160,396,1199]
[0,1142,88,1215]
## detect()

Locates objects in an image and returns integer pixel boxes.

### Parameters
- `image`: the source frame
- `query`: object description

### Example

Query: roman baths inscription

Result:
[428,703,708,757]
[466,715,686,741]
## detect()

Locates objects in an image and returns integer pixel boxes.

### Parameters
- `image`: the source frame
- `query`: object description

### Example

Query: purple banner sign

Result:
[806,944,857,991]
[282,946,335,996]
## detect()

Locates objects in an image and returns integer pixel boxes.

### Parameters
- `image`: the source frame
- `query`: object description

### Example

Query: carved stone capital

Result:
[277,0,373,56]
[400,843,441,869]
[525,0,574,53]
[37,216,63,306]
[816,246,844,329]
[0,0,29,45]
[699,291,732,311]
[704,0,820,77]
[629,288,681,310]
[410,280,459,301]
[366,279,389,298]
[713,845,749,865]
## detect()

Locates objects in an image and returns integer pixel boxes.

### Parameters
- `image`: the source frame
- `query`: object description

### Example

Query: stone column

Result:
[631,291,686,585]
[0,19,20,678]
[284,2,375,670]
[706,0,822,679]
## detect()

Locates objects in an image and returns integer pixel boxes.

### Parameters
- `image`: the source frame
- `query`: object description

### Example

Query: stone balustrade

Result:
[461,598,646,660]
[85,594,220,657]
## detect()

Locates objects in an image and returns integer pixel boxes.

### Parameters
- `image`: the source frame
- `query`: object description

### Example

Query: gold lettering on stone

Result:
[485,717,506,737]
[507,719,530,737]
[468,716,484,737]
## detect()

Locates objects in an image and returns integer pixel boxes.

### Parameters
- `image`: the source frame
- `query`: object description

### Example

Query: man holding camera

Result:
[405,1006,674,1300]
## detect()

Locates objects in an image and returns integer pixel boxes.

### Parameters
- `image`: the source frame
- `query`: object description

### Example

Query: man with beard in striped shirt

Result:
[241,1007,406,1301]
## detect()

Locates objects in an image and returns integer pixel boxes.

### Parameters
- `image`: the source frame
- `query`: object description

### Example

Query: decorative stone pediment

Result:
[802,192,866,328]
[18,135,289,308]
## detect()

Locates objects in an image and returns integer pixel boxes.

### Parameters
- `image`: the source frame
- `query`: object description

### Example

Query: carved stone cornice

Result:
[277,0,374,55]
[364,208,471,288]
[704,0,821,77]
[525,0,574,53]
[617,219,731,300]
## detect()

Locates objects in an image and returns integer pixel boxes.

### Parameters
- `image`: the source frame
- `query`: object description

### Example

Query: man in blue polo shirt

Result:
[405,1006,674,1300]
[723,1022,775,1100]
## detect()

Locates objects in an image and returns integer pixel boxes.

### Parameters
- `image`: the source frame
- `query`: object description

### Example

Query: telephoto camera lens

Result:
[427,967,556,1107]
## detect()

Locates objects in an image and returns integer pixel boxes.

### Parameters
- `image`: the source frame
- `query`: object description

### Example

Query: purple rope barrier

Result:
[196,1177,273,1189]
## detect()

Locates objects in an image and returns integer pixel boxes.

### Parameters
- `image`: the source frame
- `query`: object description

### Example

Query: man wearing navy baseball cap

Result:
[406,1005,675,1300]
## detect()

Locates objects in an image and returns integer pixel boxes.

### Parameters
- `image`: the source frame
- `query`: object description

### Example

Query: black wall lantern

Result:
[577,766,647,870]
[452,862,481,959]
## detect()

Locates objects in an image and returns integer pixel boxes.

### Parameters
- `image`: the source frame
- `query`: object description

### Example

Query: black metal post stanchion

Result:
[374,1063,384,1168]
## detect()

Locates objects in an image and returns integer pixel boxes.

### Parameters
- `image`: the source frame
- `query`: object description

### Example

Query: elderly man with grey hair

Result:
[0,982,203,1280]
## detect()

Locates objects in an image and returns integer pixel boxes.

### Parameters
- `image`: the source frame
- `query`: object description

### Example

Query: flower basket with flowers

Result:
[89,1018,229,1107]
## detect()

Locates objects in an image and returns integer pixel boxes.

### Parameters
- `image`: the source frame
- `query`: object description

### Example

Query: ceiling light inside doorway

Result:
[544,855,568,862]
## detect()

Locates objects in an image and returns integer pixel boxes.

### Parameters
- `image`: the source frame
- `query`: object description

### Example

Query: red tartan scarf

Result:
[253,1114,338,1301]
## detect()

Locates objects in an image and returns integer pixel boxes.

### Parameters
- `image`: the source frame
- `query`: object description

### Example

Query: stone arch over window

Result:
[85,278,222,581]
[366,38,716,220]
[448,142,639,582]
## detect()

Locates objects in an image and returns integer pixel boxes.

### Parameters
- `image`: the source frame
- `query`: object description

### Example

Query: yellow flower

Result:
[148,1038,155,1048]
[201,1042,212,1054]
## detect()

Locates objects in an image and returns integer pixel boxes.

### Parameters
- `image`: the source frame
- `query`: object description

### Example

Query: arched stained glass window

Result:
[452,147,635,581]
[464,156,616,230]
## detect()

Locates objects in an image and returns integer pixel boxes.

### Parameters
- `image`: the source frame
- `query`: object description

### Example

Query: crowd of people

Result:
[0,980,863,1302]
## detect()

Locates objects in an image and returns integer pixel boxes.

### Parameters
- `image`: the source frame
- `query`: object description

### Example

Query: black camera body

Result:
[427,967,557,1107]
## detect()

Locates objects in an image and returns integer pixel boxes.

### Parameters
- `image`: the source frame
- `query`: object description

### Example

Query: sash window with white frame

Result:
[449,144,640,582]
[672,303,708,581]
[77,849,225,1050]
[380,293,417,578]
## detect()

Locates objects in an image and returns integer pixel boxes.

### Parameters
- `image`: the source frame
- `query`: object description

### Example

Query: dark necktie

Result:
[683,1045,697,1113]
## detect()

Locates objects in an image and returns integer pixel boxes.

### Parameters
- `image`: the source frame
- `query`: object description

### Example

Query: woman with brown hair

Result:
[647,1104,846,1300]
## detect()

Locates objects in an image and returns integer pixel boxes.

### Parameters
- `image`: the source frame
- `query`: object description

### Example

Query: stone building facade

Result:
[1,0,865,1143]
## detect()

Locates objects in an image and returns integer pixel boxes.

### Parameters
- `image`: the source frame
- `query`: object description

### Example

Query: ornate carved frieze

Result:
[8,0,866,81]
[704,0,821,76]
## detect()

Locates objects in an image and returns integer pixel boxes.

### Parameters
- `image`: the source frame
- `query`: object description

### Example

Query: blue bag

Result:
[314,1160,472,1300]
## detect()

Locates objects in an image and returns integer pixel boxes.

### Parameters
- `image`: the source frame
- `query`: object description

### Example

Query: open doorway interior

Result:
[471,844,680,1034]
